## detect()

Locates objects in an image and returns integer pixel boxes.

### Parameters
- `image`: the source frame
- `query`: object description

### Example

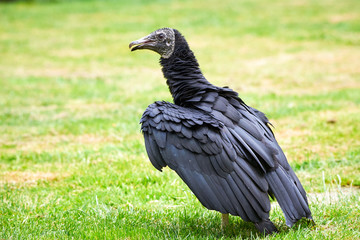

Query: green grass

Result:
[1,0,360,239]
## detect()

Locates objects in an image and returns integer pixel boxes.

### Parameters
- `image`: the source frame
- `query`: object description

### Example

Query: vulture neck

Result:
[160,31,212,106]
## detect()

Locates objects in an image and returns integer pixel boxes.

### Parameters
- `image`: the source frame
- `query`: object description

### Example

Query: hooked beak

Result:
[129,34,156,52]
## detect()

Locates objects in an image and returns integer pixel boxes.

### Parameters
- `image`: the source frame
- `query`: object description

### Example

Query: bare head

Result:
[129,28,175,59]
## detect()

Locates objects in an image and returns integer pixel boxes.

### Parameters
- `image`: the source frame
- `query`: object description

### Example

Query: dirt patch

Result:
[30,134,118,150]
[1,171,63,185]
[1,134,121,154]
[329,13,359,23]
[229,49,360,95]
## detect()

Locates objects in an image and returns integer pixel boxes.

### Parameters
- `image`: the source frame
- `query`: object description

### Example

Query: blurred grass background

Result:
[0,0,359,239]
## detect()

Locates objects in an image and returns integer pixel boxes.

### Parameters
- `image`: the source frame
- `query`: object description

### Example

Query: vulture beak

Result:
[129,34,156,52]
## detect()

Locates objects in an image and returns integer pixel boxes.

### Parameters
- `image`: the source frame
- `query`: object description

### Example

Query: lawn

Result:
[0,0,359,239]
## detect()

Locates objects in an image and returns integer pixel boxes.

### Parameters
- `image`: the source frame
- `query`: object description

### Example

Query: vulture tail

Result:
[254,219,278,235]
[265,166,312,227]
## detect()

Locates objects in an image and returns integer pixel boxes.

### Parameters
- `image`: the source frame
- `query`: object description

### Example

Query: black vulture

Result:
[129,28,313,234]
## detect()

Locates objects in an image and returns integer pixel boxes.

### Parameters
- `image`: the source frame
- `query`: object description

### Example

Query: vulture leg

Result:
[221,213,229,228]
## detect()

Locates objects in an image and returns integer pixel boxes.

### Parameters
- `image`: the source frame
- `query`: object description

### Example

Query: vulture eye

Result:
[158,33,165,41]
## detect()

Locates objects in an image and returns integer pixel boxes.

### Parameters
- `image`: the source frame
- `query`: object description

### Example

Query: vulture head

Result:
[129,28,176,59]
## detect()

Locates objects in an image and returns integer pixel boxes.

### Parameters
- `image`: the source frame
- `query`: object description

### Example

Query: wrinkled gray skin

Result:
[129,28,175,59]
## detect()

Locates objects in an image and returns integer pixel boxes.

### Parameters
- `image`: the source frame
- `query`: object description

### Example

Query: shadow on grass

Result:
[136,214,314,239]
[143,213,265,239]
[111,206,316,239]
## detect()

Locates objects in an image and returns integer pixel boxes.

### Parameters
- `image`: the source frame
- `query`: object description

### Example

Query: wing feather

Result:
[141,101,271,223]
[141,85,311,229]
[143,133,166,171]
[225,175,256,221]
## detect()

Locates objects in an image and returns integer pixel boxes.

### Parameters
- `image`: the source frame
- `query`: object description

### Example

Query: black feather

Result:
[137,28,312,235]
